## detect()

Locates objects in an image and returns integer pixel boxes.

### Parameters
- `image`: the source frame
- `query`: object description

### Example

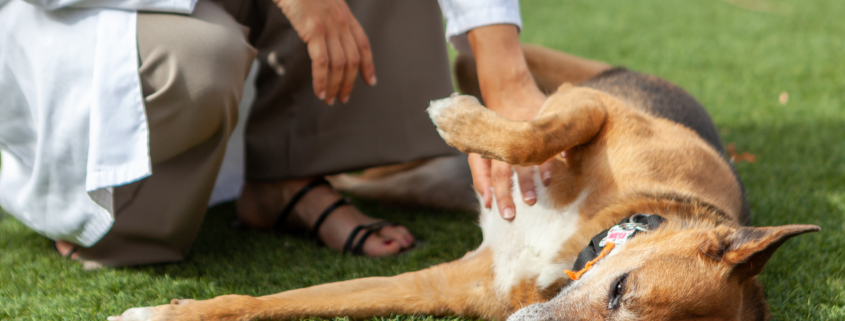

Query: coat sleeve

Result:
[437,0,523,53]
[22,0,196,13]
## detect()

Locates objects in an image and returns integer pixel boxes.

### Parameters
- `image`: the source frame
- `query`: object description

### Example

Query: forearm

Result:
[467,24,545,121]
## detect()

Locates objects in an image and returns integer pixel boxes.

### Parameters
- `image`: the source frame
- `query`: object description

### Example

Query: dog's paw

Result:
[107,300,194,321]
[427,93,458,121]
[107,307,155,321]
[427,94,486,142]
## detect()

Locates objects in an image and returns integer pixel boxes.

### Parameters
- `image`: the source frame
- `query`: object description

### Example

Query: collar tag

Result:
[599,225,638,247]
[569,214,665,278]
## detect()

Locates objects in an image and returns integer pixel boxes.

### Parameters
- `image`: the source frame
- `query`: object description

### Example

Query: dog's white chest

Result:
[477,172,587,294]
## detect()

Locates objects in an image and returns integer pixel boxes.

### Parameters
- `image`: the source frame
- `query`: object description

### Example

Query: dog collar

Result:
[570,214,665,273]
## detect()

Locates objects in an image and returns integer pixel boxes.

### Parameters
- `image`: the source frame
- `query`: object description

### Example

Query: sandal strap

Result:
[273,178,330,230]
[343,222,379,254]
[64,248,78,259]
[343,221,398,255]
[309,198,351,240]
[352,222,397,255]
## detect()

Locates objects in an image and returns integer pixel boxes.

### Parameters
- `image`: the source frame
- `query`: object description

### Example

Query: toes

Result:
[361,234,403,257]
[377,225,414,248]
[359,225,415,257]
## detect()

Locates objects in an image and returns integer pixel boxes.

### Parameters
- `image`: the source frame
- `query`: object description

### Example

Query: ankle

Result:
[237,182,284,229]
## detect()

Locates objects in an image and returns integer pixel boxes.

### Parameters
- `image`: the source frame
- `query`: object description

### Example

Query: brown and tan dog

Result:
[110,45,818,321]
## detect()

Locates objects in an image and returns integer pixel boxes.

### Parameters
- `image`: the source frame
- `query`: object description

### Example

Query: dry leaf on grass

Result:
[728,143,756,163]
[779,91,789,105]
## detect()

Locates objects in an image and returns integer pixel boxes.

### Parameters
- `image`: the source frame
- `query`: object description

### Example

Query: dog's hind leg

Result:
[110,248,515,321]
[428,85,608,167]
[521,44,611,93]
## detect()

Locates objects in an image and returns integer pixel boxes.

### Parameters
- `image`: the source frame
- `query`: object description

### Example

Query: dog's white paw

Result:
[108,299,198,321]
[107,307,154,321]
[428,96,456,141]
[427,95,457,123]
[427,94,483,141]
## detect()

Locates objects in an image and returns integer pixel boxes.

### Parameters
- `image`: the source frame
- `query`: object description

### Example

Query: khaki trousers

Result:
[77,1,256,266]
[78,0,456,266]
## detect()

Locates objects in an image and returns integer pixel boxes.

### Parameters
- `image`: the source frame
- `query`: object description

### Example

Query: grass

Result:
[2,0,844,319]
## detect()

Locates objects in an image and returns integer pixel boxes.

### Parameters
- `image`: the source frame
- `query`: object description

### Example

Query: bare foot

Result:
[237,178,414,257]
[55,240,79,259]
[54,240,104,270]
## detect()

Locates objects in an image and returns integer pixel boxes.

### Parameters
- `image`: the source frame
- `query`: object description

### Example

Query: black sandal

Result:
[272,177,333,230]
[271,178,404,255]
[342,221,401,255]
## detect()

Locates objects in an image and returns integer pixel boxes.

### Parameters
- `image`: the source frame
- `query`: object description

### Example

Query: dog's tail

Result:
[329,155,478,212]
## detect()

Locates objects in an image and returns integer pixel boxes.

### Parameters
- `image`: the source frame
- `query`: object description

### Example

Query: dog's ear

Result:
[723,225,820,280]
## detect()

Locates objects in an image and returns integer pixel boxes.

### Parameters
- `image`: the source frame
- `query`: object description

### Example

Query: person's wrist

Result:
[467,24,545,121]
[481,64,545,120]
[489,84,545,120]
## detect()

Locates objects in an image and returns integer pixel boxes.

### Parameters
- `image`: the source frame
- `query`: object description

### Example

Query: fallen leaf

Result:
[779,91,789,105]
[728,143,756,163]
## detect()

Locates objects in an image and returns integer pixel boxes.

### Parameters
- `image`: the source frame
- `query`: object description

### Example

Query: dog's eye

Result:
[607,273,629,310]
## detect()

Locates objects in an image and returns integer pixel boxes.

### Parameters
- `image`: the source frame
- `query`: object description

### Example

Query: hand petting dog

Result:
[465,24,552,220]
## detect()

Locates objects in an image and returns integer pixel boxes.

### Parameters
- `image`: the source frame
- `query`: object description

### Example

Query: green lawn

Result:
[2,0,844,319]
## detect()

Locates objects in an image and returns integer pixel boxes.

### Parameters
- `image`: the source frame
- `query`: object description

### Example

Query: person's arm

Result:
[468,24,543,120]
[466,24,552,220]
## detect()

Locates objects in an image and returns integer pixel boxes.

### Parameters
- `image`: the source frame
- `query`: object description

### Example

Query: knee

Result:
[140,4,257,163]
[177,18,256,120]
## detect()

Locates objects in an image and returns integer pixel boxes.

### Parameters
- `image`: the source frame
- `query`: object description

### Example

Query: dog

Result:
[110,45,819,321]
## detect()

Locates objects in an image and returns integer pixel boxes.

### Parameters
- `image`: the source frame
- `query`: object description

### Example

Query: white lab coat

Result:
[0,0,520,247]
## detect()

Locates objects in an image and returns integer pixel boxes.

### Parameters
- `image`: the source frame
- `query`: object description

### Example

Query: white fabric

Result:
[208,60,258,206]
[438,0,522,54]
[0,0,195,246]
[25,0,195,11]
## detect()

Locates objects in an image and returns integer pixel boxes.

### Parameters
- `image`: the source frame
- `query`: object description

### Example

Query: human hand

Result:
[273,0,377,105]
[469,154,555,220]
[465,24,549,220]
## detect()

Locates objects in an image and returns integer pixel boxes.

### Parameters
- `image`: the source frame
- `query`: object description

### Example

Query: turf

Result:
[2,0,844,319]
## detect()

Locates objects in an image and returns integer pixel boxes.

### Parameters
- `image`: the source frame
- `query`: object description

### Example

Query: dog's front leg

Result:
[428,86,607,166]
[109,248,510,321]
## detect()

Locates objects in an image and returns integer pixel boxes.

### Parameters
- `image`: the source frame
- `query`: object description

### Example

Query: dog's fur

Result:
[110,45,818,321]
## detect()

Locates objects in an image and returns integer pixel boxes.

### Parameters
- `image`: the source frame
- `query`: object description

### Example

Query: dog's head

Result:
[509,223,819,321]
